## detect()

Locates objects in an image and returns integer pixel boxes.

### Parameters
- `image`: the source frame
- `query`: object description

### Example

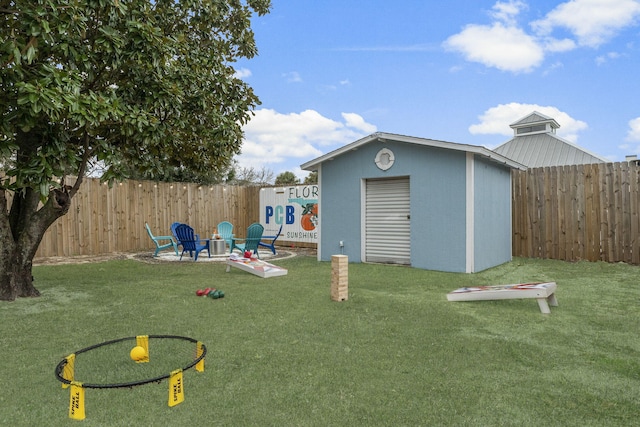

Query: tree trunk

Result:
[0,250,39,300]
[0,185,76,301]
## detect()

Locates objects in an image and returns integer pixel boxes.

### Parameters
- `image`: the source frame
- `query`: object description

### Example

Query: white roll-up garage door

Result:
[365,177,411,264]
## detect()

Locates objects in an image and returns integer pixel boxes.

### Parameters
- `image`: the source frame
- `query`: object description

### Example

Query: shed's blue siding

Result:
[407,147,466,272]
[473,158,512,271]
[320,141,470,272]
[319,154,363,262]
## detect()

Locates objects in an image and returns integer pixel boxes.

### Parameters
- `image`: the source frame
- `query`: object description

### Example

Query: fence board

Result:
[589,164,602,261]
[621,163,632,263]
[631,167,640,264]
[529,169,540,257]
[583,164,595,260]
[577,164,587,260]
[556,165,565,260]
[567,165,577,260]
[511,169,525,256]
[613,164,623,260]
[549,166,559,259]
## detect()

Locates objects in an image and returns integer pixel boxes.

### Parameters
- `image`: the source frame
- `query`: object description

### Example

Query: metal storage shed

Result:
[301,132,526,273]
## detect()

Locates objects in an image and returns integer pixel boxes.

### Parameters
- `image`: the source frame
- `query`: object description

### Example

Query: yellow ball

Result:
[130,346,146,361]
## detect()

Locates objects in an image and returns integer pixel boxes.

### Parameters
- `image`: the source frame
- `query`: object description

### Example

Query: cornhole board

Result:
[225,256,288,278]
[447,282,558,314]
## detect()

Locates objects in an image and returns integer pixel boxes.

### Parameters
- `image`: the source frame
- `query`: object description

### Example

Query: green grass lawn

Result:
[1,255,638,426]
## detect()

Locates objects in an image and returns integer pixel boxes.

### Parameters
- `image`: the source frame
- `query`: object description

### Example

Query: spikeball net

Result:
[54,334,207,420]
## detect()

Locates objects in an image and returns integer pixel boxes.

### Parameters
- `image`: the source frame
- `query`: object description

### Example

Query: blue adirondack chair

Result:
[216,221,234,252]
[258,224,282,255]
[230,223,264,258]
[171,222,189,256]
[174,223,211,261]
[145,223,179,257]
[172,221,206,257]
[170,222,182,239]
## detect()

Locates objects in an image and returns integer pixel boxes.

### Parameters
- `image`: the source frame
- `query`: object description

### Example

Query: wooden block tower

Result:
[331,255,348,301]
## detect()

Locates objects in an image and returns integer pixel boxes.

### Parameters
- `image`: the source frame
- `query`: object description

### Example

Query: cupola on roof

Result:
[510,111,559,136]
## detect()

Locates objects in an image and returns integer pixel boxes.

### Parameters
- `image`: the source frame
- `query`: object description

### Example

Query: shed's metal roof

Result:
[300,132,526,171]
[493,132,608,168]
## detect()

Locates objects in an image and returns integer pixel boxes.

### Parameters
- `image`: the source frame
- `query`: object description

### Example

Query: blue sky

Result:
[234,0,640,180]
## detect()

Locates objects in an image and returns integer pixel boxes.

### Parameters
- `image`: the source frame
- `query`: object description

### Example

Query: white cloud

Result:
[531,0,640,48]
[282,71,302,83]
[542,61,564,76]
[626,117,640,141]
[445,0,640,72]
[490,0,528,26]
[238,108,377,172]
[443,22,544,73]
[595,51,622,65]
[319,84,337,92]
[342,112,378,134]
[233,68,252,79]
[541,37,576,52]
[469,103,588,143]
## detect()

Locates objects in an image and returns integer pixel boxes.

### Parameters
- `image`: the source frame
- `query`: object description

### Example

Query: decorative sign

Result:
[260,185,319,243]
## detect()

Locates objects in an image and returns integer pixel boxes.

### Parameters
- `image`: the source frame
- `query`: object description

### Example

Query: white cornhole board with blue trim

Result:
[225,254,288,278]
[447,282,558,314]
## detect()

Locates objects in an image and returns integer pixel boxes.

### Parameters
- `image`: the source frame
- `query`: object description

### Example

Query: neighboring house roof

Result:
[493,111,608,168]
[301,132,527,171]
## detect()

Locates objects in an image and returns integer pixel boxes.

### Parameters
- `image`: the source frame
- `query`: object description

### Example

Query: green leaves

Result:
[2,0,271,197]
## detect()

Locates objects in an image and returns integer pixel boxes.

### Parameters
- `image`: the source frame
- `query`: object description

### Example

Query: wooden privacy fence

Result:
[14,161,640,263]
[33,178,261,258]
[512,162,640,264]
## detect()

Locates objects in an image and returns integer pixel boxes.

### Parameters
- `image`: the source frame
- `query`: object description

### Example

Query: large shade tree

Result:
[0,0,271,301]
